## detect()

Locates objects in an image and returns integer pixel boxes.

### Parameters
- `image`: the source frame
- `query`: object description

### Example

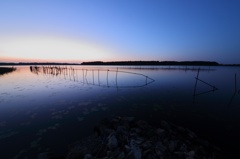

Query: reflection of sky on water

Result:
[0,66,240,158]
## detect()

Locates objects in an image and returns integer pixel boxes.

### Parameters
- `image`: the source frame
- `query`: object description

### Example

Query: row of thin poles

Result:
[115,65,214,71]
[30,66,155,88]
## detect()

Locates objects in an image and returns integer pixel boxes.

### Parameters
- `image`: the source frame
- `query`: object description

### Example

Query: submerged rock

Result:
[130,139,141,159]
[67,116,226,159]
[84,154,93,159]
[107,132,118,150]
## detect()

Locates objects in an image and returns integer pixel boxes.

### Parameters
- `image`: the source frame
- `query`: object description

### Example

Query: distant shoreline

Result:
[0,61,240,66]
[0,62,81,66]
[81,61,220,66]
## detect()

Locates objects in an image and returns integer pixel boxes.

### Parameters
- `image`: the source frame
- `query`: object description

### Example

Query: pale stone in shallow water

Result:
[117,151,125,159]
[107,133,118,150]
[77,117,84,122]
[187,150,195,157]
[168,140,178,152]
[37,152,49,159]
[156,128,165,135]
[130,139,142,159]
[84,154,93,159]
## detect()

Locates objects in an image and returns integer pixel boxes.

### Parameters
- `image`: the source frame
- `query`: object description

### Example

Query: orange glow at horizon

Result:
[0,56,82,63]
[0,35,116,62]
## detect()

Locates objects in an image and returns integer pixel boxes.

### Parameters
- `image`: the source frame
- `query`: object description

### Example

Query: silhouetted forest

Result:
[0,62,80,66]
[81,61,220,66]
[1,61,240,66]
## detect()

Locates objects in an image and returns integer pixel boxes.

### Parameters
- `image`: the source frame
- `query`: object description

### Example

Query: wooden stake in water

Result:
[193,68,200,96]
[235,73,237,94]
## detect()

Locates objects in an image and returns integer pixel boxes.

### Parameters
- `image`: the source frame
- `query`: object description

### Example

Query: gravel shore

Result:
[66,116,227,159]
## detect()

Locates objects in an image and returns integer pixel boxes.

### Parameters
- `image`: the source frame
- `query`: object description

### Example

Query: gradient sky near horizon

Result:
[0,0,240,64]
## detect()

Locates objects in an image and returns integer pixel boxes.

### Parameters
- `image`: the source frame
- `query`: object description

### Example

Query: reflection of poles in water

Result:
[234,73,237,94]
[116,67,118,89]
[29,66,155,88]
[193,68,200,96]
[92,70,94,85]
[229,73,239,106]
[228,93,237,107]
[85,70,89,85]
[98,69,100,86]
[193,68,218,103]
[107,69,109,88]
[82,69,84,83]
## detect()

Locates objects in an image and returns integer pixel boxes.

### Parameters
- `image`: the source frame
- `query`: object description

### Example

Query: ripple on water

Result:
[78,101,92,106]
[91,107,99,111]
[20,122,31,126]
[36,123,60,136]
[0,121,6,127]
[0,130,19,140]
[68,105,75,110]
[77,116,84,122]
[30,113,37,119]
[30,137,42,148]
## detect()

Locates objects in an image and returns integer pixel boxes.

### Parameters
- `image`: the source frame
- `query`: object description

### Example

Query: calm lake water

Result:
[0,65,240,158]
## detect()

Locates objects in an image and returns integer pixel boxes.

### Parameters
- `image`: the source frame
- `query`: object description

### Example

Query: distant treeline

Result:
[222,64,240,66]
[81,61,220,66]
[0,62,80,66]
[1,61,240,66]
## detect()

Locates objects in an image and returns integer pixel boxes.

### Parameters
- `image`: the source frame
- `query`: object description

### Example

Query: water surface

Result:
[0,65,240,158]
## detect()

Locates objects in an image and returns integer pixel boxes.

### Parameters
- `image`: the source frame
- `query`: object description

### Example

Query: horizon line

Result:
[1,60,240,66]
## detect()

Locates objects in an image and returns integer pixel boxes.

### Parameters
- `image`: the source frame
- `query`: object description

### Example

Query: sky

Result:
[0,0,240,64]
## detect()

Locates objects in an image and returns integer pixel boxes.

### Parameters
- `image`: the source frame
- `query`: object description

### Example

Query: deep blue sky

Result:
[0,0,240,63]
